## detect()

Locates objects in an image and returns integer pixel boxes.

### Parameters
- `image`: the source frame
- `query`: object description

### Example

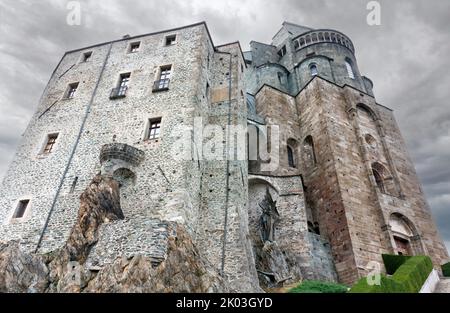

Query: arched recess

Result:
[248,178,279,242]
[371,162,396,196]
[286,138,299,169]
[113,168,137,213]
[309,63,318,76]
[357,104,401,198]
[302,135,317,169]
[356,103,379,123]
[389,213,424,256]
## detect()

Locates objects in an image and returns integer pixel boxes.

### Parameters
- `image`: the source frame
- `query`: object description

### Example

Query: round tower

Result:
[287,29,373,96]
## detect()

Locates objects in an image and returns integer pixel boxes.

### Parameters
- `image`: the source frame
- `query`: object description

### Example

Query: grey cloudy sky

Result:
[0,0,449,253]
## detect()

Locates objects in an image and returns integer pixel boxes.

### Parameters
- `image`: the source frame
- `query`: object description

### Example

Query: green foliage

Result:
[349,255,433,293]
[442,262,450,277]
[382,254,412,275]
[288,280,348,293]
[349,275,404,293]
[392,256,432,293]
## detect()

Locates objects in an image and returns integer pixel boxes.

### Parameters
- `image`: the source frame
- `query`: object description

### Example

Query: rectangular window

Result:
[129,42,140,53]
[153,65,171,92]
[82,51,92,62]
[119,73,130,90]
[165,35,176,46]
[277,45,287,57]
[43,133,58,154]
[65,82,79,99]
[13,200,29,219]
[110,73,130,99]
[147,118,162,140]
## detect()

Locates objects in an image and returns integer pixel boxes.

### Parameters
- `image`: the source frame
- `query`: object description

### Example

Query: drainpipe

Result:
[34,43,113,253]
[220,51,233,276]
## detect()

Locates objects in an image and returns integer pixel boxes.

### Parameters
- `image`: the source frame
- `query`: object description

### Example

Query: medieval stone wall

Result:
[1,21,448,291]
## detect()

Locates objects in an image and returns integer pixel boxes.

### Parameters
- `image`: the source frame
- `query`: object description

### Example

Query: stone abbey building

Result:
[0,21,448,291]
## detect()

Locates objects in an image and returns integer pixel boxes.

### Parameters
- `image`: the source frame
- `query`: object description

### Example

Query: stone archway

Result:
[248,178,279,244]
[389,213,423,256]
[248,178,291,287]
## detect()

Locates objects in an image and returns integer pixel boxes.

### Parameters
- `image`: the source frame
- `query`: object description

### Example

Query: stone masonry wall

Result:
[0,24,208,261]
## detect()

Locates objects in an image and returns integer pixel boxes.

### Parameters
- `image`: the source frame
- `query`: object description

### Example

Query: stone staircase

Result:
[434,278,450,293]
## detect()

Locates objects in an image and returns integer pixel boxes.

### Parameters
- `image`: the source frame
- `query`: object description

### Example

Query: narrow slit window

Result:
[277,72,283,84]
[43,133,58,154]
[14,199,29,219]
[310,64,318,76]
[287,146,296,168]
[345,59,355,79]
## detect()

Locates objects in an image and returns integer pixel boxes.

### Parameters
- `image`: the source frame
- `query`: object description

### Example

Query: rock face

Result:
[0,175,228,293]
[84,223,227,293]
[0,241,49,293]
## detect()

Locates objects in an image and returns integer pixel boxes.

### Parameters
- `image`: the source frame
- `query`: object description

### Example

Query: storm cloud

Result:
[0,0,449,252]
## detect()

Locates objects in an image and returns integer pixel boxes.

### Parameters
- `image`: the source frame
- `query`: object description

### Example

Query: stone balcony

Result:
[99,143,145,167]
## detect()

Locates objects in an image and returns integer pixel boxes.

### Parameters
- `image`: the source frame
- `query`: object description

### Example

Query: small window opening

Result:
[13,200,29,219]
[43,133,58,154]
[309,64,318,76]
[129,42,140,53]
[277,45,287,57]
[82,51,92,62]
[165,35,176,46]
[65,82,79,99]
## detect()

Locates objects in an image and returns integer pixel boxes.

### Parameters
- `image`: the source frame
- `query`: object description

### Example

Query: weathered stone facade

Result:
[0,21,448,291]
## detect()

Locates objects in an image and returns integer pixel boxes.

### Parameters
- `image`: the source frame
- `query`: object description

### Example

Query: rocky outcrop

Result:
[0,241,49,293]
[84,223,227,292]
[0,174,228,293]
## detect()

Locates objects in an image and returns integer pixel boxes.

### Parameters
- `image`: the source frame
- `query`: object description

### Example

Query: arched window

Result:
[305,35,311,44]
[372,167,385,193]
[318,32,324,41]
[287,138,299,169]
[303,136,317,167]
[345,58,355,79]
[287,146,295,168]
[389,213,421,256]
[309,63,318,76]
[371,162,396,195]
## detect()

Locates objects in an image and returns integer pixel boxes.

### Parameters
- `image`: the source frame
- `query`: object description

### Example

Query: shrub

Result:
[392,256,433,293]
[442,262,450,277]
[350,255,433,293]
[349,275,404,293]
[382,254,411,275]
[288,280,348,293]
